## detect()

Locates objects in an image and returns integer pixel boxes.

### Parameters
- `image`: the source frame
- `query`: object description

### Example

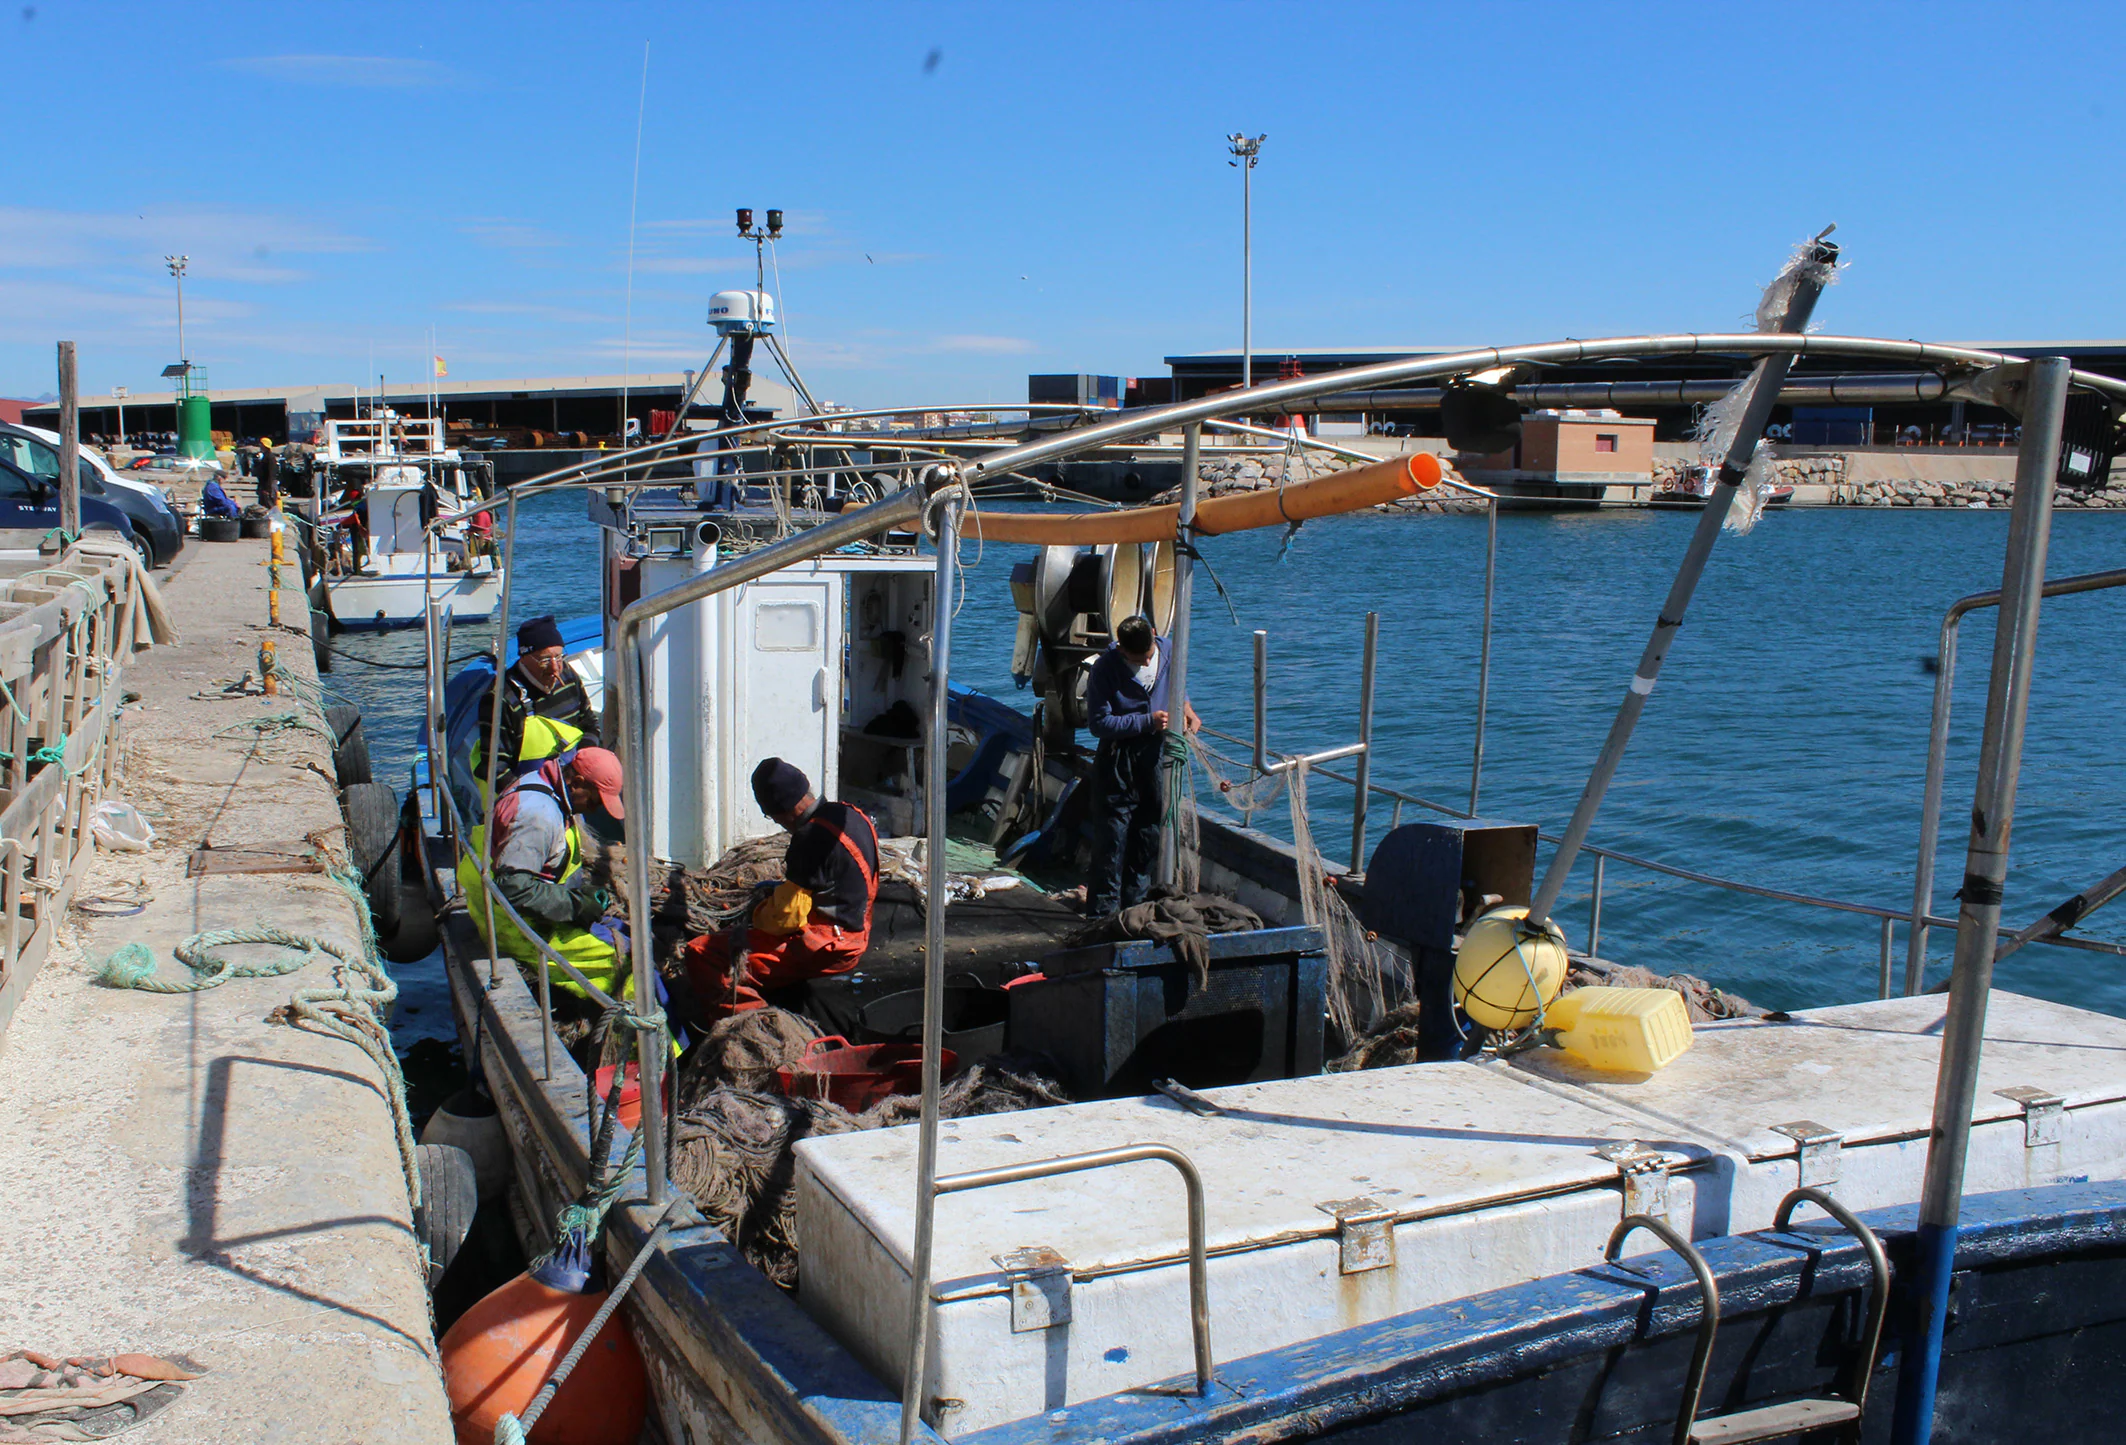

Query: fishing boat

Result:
[410,237,2126,1445]
[307,412,502,629]
[1650,460,1795,510]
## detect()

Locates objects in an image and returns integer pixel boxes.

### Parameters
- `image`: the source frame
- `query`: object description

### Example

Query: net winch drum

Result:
[1030,544,1082,642]
[1094,542,1141,635]
[1138,538,1177,634]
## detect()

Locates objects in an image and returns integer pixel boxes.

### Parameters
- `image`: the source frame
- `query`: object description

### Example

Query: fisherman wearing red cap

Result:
[468,735,639,1002]
[681,757,879,1022]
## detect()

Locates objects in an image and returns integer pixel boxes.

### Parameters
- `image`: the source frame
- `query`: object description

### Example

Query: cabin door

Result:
[730,575,843,844]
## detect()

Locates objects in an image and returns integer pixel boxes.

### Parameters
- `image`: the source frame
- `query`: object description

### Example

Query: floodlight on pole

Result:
[165,254,189,381]
[1226,134,1265,393]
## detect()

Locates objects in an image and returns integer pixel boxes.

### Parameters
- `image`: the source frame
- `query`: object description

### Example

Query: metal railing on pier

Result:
[0,545,159,1038]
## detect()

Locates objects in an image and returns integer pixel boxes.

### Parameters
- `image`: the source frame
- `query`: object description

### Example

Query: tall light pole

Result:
[1227,134,1265,393]
[165,255,188,379]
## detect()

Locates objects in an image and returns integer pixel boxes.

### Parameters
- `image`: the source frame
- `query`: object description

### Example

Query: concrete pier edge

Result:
[0,534,452,1442]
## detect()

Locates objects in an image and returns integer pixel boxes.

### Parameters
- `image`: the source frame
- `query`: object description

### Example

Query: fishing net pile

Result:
[648,835,789,942]
[667,1008,1072,1287]
[1062,892,1263,985]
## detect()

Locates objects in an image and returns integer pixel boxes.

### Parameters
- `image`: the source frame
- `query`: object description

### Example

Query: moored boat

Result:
[411,240,2126,1443]
[309,412,502,629]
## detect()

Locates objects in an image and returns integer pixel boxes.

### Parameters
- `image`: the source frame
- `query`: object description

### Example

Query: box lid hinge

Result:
[1595,1141,1672,1218]
[1317,1196,1396,1274]
[1771,1119,1844,1189]
[1995,1086,2066,1148]
[995,1245,1072,1332]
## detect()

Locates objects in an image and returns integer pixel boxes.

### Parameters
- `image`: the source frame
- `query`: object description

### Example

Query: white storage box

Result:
[795,1061,1712,1432]
[793,990,2126,1433]
[1512,990,2126,1232]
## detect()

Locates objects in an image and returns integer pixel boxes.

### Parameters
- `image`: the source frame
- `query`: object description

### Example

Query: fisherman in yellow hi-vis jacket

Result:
[458,715,650,1019]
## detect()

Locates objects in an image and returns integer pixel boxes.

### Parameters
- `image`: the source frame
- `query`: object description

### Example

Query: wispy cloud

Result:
[632,256,746,276]
[929,334,1037,355]
[219,54,453,88]
[456,217,566,251]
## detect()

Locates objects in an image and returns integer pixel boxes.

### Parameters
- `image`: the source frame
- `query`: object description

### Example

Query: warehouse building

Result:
[24,372,796,450]
[1156,341,2126,445]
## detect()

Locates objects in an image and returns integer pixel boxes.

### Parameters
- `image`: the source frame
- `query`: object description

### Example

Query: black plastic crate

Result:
[1007,925,1327,1099]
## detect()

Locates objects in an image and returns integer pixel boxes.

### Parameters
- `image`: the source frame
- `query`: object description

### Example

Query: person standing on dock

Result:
[1084,614,1199,918]
[254,440,279,510]
[681,758,879,1022]
[473,614,603,782]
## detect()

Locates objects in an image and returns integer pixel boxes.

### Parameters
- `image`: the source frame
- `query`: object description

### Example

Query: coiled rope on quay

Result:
[97,882,422,1215]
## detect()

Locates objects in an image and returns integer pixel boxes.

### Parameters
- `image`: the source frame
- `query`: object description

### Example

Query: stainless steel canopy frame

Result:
[418,322,2122,1444]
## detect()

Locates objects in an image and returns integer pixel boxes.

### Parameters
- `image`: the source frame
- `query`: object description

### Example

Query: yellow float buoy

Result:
[1453,905,1567,1031]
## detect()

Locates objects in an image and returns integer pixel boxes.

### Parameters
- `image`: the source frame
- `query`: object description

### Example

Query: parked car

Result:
[0,427,183,566]
[12,424,176,512]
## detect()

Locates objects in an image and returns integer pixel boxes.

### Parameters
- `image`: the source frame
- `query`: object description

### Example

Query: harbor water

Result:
[336,491,2126,1042]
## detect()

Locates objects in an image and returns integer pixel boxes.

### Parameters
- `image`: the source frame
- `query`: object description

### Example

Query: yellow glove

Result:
[751,881,814,936]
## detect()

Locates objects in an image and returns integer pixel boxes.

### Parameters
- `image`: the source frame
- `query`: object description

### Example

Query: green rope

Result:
[0,672,33,726]
[97,925,329,992]
[214,709,335,746]
[1161,727,1192,826]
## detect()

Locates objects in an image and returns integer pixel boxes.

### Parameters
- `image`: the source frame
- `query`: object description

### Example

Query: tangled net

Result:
[1177,734,1408,1042]
[667,1011,1073,1287]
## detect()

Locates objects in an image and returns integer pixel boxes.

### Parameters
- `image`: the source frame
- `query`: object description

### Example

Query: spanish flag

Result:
[433,355,447,378]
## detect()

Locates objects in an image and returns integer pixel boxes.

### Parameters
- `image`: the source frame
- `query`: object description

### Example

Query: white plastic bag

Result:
[90,800,155,853]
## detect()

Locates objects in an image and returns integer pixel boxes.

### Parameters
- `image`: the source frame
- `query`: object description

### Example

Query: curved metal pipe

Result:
[1291,370,1961,413]
[932,1142,1213,1397]
[1605,1213,1720,1445]
[613,475,950,1202]
[964,334,2126,481]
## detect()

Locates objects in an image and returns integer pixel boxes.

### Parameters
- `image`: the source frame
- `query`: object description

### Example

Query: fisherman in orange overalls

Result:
[682,757,879,1023]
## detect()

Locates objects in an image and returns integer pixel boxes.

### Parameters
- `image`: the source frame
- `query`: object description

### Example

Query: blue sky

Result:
[5,1,2123,407]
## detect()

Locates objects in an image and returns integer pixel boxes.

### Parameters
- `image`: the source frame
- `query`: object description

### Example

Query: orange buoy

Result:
[438,1268,647,1445]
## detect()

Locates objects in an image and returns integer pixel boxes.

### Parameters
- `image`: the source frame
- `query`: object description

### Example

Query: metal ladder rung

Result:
[1688,1396,1862,1444]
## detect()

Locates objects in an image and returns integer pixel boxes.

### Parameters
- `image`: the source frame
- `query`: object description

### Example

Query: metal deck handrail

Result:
[1194,723,2126,996]
[613,477,954,1212]
[1906,565,2126,993]
[405,326,2124,1443]
[931,1143,1214,1398]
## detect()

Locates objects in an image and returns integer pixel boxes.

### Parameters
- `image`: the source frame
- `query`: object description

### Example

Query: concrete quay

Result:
[0,538,451,1441]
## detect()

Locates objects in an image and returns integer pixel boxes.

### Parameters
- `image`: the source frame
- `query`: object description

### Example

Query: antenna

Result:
[621,42,650,444]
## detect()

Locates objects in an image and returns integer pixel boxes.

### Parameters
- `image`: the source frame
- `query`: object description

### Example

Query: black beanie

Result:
[517,615,565,654]
[751,757,811,815]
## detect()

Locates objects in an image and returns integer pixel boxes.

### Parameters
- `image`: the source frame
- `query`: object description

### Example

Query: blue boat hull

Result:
[436,902,2126,1445]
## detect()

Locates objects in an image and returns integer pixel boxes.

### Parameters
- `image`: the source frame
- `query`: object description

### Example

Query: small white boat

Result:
[314,412,502,629]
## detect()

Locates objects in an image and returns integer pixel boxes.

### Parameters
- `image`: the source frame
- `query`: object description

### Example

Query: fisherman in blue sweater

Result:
[1084,614,1200,916]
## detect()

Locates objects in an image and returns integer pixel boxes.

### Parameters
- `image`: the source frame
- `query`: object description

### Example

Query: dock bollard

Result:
[259,638,278,697]
[267,512,284,627]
